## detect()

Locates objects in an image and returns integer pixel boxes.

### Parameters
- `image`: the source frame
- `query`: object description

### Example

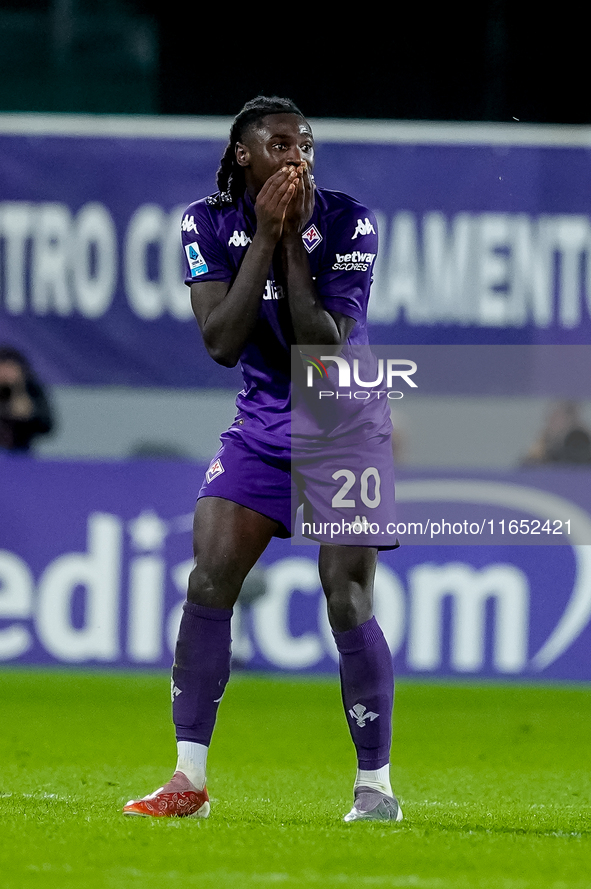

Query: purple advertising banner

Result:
[2,455,591,681]
[2,116,591,388]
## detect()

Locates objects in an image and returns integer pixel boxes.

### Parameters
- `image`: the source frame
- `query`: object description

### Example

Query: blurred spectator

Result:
[0,346,54,453]
[522,401,591,466]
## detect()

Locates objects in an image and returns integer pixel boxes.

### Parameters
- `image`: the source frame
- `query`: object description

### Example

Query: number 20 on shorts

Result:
[331,467,381,508]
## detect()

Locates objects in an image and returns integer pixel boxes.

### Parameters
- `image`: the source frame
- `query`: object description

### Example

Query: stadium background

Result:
[1,0,591,682]
[2,12,590,889]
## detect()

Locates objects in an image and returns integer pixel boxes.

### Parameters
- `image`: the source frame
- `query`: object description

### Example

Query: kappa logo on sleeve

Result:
[185,242,209,277]
[352,217,376,239]
[302,224,323,253]
[181,214,199,234]
[206,458,225,483]
[228,230,252,247]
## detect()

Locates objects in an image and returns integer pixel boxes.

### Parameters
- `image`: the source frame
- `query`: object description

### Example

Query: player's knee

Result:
[319,546,377,590]
[325,588,372,633]
[187,563,239,609]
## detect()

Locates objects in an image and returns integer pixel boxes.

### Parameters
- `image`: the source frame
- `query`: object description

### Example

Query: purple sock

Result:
[172,601,232,746]
[333,616,394,771]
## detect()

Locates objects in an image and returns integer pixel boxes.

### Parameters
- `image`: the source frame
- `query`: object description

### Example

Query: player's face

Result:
[236,113,315,195]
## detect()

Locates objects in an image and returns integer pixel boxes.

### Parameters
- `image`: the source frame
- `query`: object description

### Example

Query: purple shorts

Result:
[198,428,397,549]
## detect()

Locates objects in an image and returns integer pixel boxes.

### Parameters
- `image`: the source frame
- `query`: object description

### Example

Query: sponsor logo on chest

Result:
[263,279,285,300]
[332,250,376,271]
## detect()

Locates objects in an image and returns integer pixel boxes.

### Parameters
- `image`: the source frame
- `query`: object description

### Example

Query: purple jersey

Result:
[181,187,391,455]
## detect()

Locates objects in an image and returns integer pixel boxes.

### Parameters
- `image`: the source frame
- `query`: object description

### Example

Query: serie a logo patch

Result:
[185,241,208,277]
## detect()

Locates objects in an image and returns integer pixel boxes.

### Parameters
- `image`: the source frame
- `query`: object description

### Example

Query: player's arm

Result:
[281,165,352,346]
[191,168,298,367]
[281,235,355,345]
[190,234,274,368]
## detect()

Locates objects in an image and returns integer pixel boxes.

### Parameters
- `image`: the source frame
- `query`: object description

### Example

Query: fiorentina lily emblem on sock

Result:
[349,703,379,727]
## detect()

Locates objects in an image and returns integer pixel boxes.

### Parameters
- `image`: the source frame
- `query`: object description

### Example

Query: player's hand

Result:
[254,167,298,243]
[282,162,315,237]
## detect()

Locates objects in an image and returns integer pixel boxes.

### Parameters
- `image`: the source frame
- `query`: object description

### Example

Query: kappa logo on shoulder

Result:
[302,224,323,253]
[181,214,199,234]
[352,217,376,239]
[228,230,252,247]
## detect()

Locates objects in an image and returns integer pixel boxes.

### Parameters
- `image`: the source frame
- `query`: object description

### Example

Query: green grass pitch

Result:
[1,669,590,889]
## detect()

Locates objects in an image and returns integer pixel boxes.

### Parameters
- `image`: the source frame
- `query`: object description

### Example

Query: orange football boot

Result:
[123,770,210,818]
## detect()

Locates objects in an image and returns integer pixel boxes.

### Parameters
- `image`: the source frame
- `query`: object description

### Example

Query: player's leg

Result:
[123,497,278,818]
[319,544,402,823]
[172,496,278,778]
[319,543,377,632]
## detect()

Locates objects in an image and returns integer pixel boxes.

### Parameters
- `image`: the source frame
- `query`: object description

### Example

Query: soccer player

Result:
[123,96,402,823]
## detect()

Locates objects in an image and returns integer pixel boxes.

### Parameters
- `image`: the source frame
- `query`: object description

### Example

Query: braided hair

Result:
[210,96,305,206]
